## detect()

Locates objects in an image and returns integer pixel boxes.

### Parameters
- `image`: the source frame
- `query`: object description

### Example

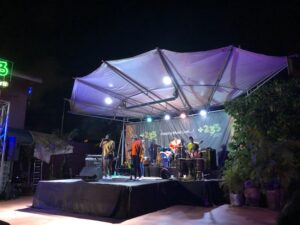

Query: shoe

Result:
[102,176,107,180]
[107,176,112,180]
[137,177,142,180]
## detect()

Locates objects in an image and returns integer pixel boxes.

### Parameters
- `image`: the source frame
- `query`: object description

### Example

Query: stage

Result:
[32,177,225,219]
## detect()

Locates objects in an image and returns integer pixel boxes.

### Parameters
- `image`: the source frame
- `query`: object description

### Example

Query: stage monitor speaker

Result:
[79,166,101,181]
[160,168,171,179]
[288,56,300,76]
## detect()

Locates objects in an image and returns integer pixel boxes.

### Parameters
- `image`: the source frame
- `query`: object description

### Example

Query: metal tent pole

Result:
[60,99,67,137]
[121,119,125,166]
[0,100,10,193]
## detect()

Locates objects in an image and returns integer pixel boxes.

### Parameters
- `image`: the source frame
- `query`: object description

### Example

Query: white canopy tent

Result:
[69,46,287,166]
[70,46,287,120]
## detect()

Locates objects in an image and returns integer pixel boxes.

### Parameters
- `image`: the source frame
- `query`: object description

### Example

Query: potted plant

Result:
[253,134,300,210]
[221,143,250,207]
[222,162,244,206]
[224,76,300,209]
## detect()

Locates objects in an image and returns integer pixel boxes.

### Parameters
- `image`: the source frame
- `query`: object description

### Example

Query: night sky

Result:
[0,0,299,140]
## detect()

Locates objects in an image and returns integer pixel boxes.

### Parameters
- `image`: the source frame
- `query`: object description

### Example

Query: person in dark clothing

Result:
[130,135,144,180]
[218,144,228,169]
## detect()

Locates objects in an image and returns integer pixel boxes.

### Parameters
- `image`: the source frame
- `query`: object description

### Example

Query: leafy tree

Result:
[224,76,300,192]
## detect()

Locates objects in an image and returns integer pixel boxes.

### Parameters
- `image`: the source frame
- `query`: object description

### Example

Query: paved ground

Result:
[0,196,279,225]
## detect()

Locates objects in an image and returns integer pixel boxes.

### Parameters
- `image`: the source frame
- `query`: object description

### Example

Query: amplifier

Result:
[85,154,102,167]
[200,148,217,170]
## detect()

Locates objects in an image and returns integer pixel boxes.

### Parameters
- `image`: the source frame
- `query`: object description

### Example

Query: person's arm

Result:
[99,139,104,148]
[140,143,145,161]
[111,141,115,156]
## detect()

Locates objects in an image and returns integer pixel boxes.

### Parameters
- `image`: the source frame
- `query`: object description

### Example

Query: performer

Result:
[130,135,144,180]
[99,134,115,179]
[148,140,159,164]
[139,136,145,178]
[186,136,195,158]
[169,137,181,153]
[186,136,202,158]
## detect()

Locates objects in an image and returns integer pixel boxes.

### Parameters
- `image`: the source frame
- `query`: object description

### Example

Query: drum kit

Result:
[176,157,206,180]
[149,139,208,181]
[154,147,206,181]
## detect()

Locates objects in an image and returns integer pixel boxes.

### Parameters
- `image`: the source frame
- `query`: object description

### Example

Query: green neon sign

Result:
[0,59,13,77]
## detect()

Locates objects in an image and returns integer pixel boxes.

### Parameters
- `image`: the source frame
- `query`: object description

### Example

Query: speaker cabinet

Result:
[200,148,217,170]
[79,166,102,181]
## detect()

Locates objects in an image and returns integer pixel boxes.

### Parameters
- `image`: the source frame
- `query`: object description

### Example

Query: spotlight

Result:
[162,76,172,85]
[164,114,171,120]
[108,83,114,88]
[146,117,152,123]
[199,109,207,117]
[180,113,186,119]
[104,97,113,105]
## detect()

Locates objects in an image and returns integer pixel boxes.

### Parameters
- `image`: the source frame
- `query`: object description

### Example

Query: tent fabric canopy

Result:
[70,46,287,119]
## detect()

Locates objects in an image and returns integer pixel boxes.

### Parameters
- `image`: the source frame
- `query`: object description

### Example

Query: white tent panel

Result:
[70,46,287,119]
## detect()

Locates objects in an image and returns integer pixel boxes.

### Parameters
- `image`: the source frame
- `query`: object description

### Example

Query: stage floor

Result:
[33,176,225,219]
[1,196,279,225]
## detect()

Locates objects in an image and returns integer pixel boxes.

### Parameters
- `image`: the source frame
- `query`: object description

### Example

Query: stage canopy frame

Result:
[69,45,287,121]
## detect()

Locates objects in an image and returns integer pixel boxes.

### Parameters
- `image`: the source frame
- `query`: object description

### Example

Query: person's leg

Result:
[108,155,113,177]
[137,157,141,178]
[132,156,138,179]
[129,158,134,179]
[102,158,108,178]
[140,162,144,177]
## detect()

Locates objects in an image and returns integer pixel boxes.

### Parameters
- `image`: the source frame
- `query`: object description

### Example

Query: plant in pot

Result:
[224,76,300,209]
[222,141,253,206]
[222,159,244,206]
[253,134,300,210]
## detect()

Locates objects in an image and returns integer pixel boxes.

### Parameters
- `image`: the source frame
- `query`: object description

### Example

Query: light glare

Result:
[180,113,186,119]
[0,81,9,87]
[163,76,172,85]
[104,97,113,105]
[199,109,207,117]
[164,114,171,120]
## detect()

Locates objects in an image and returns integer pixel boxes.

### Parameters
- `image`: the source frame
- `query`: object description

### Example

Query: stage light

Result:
[199,109,207,117]
[146,117,152,123]
[104,97,113,105]
[164,114,171,120]
[180,113,186,119]
[108,83,114,88]
[162,76,172,85]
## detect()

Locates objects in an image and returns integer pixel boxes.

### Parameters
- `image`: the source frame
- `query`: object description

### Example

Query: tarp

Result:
[30,131,74,163]
[70,46,287,119]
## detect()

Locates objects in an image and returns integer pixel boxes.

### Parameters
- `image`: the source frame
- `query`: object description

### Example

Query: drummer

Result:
[186,136,201,158]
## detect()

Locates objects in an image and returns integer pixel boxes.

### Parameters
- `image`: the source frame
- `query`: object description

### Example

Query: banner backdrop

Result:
[125,110,232,165]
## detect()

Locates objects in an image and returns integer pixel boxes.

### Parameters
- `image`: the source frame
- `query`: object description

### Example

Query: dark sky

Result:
[0,0,299,137]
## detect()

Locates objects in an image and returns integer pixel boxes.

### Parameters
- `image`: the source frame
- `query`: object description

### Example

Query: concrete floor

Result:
[0,196,279,225]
